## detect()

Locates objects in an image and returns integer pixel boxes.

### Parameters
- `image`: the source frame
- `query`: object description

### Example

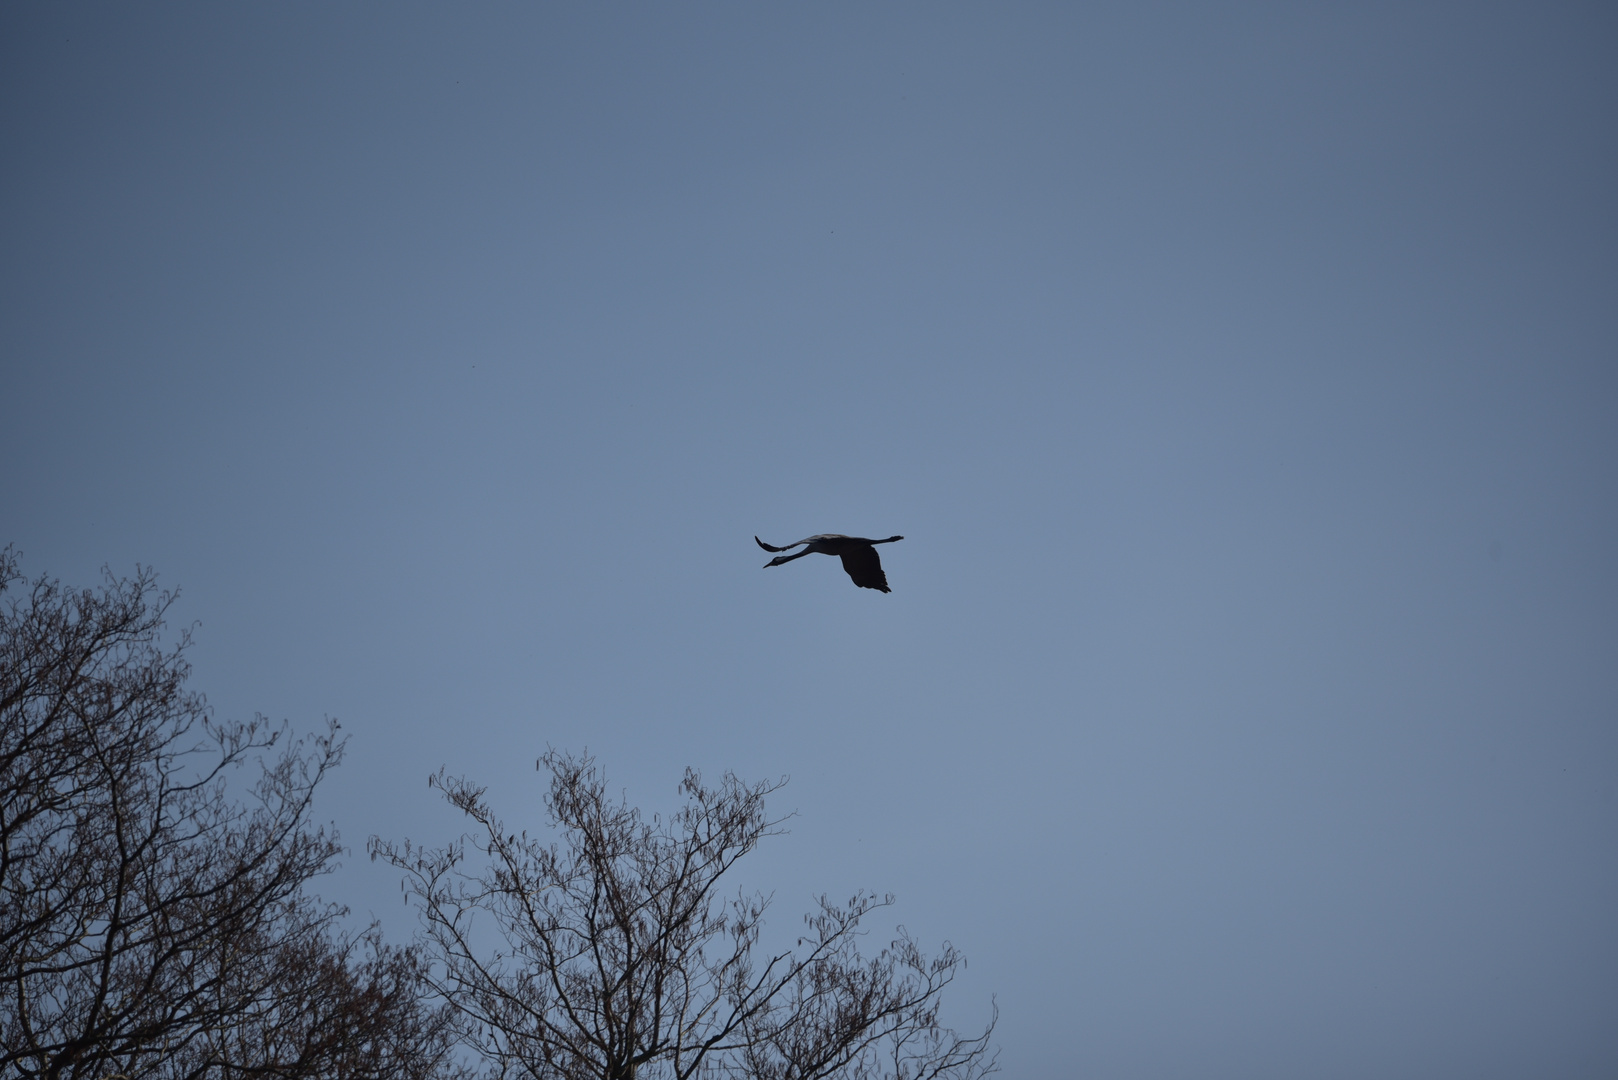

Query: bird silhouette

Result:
[755,534,904,592]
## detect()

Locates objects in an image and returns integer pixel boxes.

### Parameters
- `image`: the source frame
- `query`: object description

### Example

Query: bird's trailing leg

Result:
[756,535,814,566]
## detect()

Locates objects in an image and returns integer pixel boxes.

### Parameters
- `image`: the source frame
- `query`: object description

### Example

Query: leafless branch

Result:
[372,749,995,1080]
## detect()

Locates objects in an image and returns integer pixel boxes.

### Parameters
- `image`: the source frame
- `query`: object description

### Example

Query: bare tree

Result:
[0,549,464,1080]
[157,927,467,1080]
[371,750,996,1080]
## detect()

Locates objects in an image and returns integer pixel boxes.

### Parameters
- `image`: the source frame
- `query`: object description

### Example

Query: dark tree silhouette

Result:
[371,750,996,1080]
[0,549,464,1080]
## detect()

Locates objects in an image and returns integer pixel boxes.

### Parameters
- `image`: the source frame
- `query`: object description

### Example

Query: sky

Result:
[3,4,1616,1076]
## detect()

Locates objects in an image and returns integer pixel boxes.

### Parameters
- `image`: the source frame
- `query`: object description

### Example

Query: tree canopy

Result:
[372,750,996,1080]
[0,549,462,1080]
[1,549,996,1080]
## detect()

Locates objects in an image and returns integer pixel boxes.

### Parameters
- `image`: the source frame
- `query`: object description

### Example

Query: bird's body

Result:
[755,533,904,592]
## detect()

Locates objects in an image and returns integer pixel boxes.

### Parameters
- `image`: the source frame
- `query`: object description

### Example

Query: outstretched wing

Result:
[839,546,891,592]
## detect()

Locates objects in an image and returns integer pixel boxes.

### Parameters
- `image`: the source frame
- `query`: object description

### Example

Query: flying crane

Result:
[755,534,904,593]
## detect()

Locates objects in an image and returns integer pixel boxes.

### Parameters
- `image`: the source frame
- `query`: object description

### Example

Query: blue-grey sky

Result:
[3,4,1616,1076]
